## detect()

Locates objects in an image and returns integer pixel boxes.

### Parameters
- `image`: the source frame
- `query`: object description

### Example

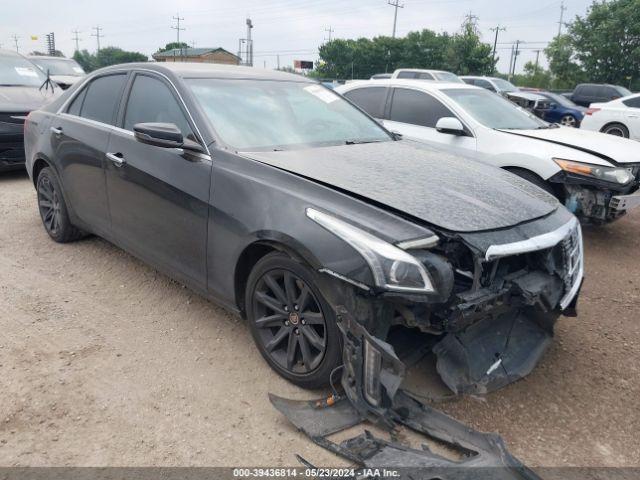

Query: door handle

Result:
[50,126,63,136]
[106,152,126,167]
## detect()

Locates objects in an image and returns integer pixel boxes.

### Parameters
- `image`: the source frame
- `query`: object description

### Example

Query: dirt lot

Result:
[1,170,639,467]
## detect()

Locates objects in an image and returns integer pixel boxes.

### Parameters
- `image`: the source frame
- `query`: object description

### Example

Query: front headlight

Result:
[554,158,635,185]
[306,208,436,294]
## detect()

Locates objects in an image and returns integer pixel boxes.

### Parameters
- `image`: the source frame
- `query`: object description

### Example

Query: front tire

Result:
[245,252,342,389]
[601,123,629,138]
[37,167,84,243]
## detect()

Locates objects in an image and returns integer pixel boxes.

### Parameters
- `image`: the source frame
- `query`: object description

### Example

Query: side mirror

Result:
[549,102,558,108]
[134,123,183,148]
[435,117,466,136]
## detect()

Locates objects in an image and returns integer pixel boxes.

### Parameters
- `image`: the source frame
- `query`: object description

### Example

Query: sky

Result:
[1,0,594,74]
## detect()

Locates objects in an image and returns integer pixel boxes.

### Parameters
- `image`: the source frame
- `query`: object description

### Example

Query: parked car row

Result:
[4,55,638,407]
[337,78,640,224]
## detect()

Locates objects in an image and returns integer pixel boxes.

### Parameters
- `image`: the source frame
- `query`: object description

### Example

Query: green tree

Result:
[72,47,147,73]
[72,49,96,72]
[156,42,190,53]
[445,23,495,75]
[544,34,585,89]
[569,0,640,89]
[316,28,495,80]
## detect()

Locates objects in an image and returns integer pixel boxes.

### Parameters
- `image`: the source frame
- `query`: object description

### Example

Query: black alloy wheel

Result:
[36,167,84,243]
[246,252,341,388]
[38,175,63,237]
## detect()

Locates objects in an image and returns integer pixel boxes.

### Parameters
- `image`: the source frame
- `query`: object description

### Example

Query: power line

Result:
[72,30,82,52]
[324,26,334,42]
[91,26,103,52]
[557,0,567,36]
[387,0,404,38]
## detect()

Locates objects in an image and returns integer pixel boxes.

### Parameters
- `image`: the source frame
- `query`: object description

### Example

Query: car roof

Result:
[27,55,76,61]
[339,78,479,91]
[394,68,453,74]
[96,62,315,83]
[0,48,24,58]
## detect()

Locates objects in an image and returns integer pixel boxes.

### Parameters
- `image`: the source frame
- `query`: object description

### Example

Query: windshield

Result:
[30,57,85,76]
[0,54,47,87]
[443,88,548,130]
[491,78,518,92]
[616,86,632,97]
[187,79,392,151]
[541,91,577,108]
[434,72,463,83]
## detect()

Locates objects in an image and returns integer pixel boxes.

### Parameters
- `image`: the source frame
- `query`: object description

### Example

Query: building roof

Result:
[153,47,240,60]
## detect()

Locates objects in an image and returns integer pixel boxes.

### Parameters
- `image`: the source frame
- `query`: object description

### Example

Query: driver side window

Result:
[388,88,455,128]
[123,74,196,141]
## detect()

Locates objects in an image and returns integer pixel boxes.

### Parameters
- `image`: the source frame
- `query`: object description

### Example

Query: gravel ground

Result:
[0,170,638,467]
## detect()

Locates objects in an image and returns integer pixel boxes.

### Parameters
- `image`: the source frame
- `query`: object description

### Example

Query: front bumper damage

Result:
[549,170,640,223]
[271,309,541,479]
[271,215,582,474]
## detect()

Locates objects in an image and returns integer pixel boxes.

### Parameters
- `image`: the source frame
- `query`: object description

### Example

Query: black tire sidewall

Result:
[37,167,75,243]
[603,123,629,138]
[245,252,342,389]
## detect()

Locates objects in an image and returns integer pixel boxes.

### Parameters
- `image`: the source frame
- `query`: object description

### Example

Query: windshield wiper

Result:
[344,139,383,145]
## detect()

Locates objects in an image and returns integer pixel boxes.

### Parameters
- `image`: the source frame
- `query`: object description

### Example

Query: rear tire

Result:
[601,123,629,138]
[245,252,342,389]
[37,167,84,243]
[559,114,577,127]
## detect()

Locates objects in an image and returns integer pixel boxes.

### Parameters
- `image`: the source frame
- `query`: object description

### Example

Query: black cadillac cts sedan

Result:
[24,63,583,397]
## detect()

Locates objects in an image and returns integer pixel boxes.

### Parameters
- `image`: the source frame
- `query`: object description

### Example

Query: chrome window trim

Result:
[56,68,212,159]
[484,217,578,261]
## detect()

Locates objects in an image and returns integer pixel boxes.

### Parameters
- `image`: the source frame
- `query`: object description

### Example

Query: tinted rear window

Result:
[80,74,127,125]
[389,88,454,128]
[396,71,417,79]
[343,87,387,118]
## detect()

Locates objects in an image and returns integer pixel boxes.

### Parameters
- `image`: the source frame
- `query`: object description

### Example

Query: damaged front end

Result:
[334,215,584,396]
[270,309,542,478]
[548,162,640,223]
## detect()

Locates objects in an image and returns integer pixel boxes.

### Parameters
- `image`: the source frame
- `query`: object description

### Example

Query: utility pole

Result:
[387,0,404,38]
[558,0,567,36]
[508,44,514,81]
[324,26,334,43]
[11,34,19,52]
[171,13,185,61]
[534,50,541,72]
[91,26,103,52]
[277,54,280,70]
[511,40,521,77]
[246,17,254,66]
[72,30,82,52]
[489,25,506,70]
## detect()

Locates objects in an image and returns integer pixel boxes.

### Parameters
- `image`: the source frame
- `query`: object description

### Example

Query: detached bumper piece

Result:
[270,308,541,478]
[611,191,640,212]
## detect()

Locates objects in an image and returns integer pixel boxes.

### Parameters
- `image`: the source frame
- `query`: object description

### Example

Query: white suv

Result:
[336,79,640,224]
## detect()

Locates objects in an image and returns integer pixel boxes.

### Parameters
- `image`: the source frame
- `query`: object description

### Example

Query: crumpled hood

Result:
[0,85,61,112]
[241,141,559,233]
[499,126,639,164]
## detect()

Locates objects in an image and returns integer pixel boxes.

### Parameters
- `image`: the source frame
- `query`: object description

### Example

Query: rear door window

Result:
[396,71,418,79]
[389,88,455,128]
[66,87,87,116]
[123,74,195,140]
[79,74,127,125]
[343,87,388,118]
